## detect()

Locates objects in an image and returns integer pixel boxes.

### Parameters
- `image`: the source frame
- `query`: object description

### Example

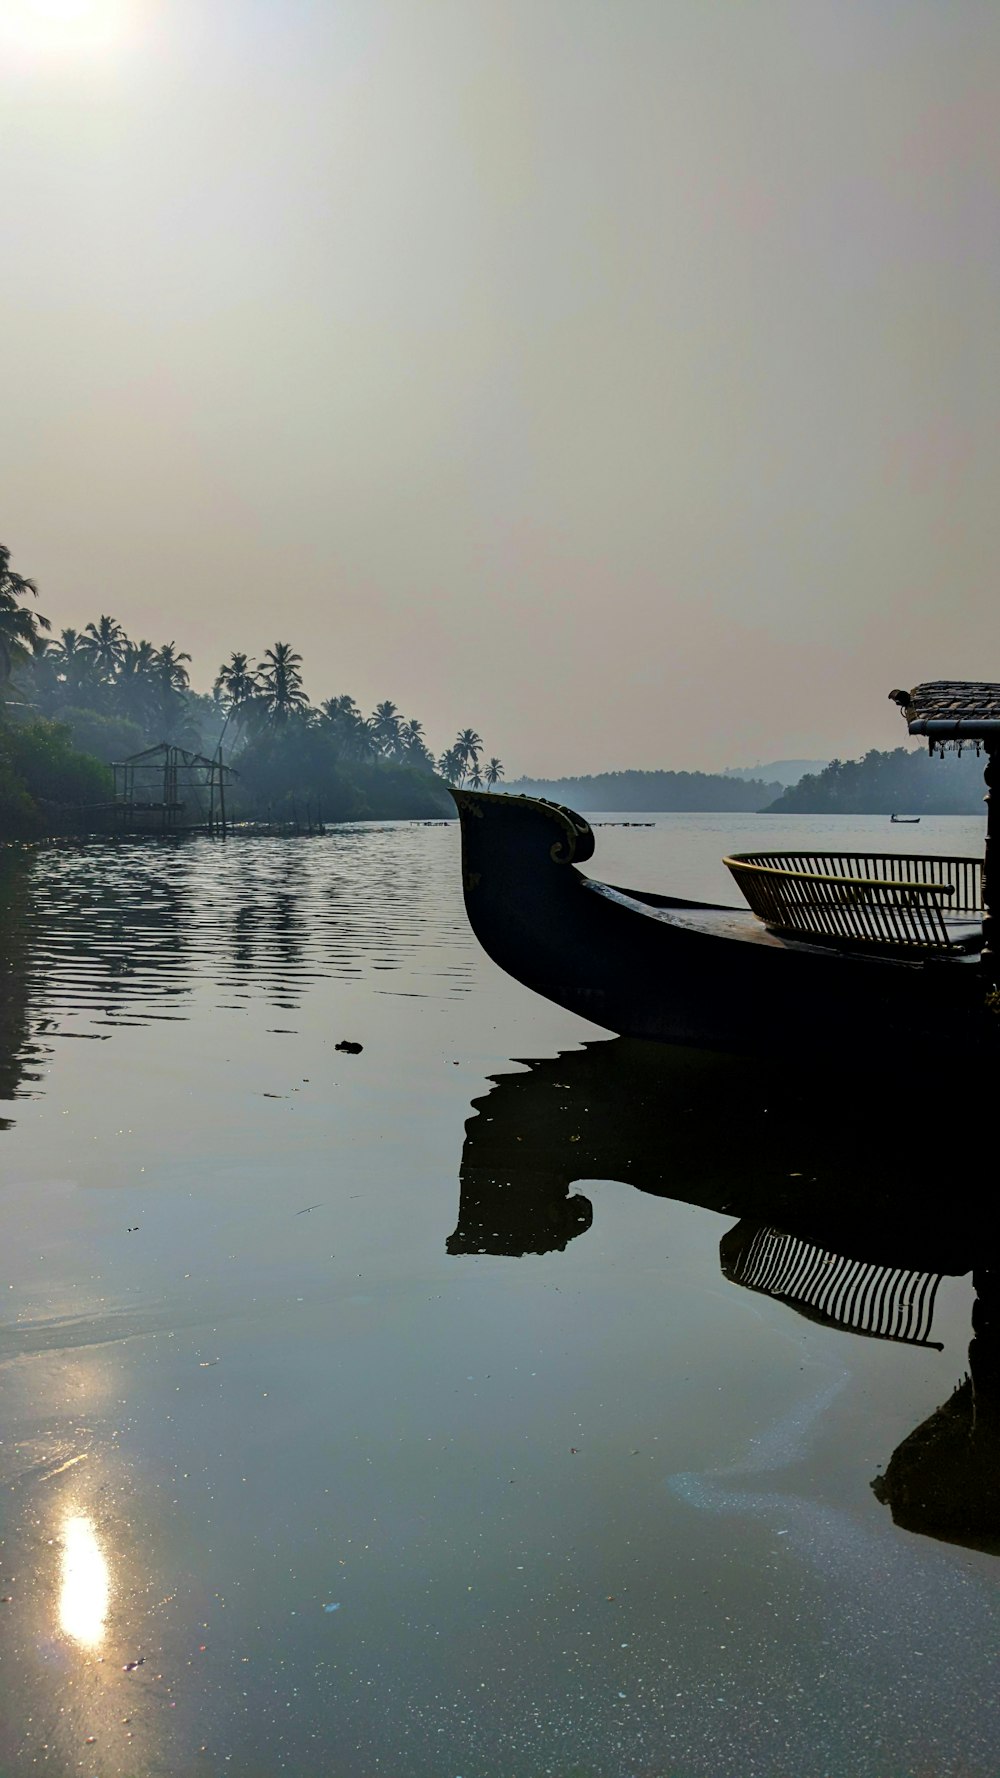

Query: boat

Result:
[451,681,1000,1050]
[891,813,921,823]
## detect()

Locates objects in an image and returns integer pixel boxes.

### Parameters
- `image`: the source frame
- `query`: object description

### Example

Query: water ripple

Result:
[0,824,471,1097]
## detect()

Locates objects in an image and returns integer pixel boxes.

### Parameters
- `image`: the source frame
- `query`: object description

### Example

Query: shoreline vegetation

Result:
[510,748,987,817]
[1,542,988,837]
[507,769,784,811]
[0,542,500,837]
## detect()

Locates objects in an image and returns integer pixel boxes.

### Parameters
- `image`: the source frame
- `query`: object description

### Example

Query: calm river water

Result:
[0,812,997,1778]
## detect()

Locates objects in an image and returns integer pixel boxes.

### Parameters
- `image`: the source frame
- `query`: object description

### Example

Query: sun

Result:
[0,0,139,65]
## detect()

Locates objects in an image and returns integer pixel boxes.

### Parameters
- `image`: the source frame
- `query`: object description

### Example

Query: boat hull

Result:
[452,790,995,1050]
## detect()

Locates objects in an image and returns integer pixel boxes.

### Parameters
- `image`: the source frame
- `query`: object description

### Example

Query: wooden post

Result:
[983,742,999,990]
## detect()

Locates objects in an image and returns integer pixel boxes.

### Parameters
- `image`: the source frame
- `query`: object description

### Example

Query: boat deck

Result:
[588,882,984,959]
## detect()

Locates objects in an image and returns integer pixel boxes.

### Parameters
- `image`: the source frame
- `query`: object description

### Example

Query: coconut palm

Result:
[214,651,259,716]
[154,642,192,695]
[256,642,308,723]
[485,757,504,790]
[51,627,84,665]
[400,717,433,769]
[0,543,49,683]
[120,639,158,680]
[114,639,160,728]
[453,727,483,783]
[467,758,484,790]
[370,700,403,758]
[79,614,127,679]
[437,746,465,785]
[319,694,373,760]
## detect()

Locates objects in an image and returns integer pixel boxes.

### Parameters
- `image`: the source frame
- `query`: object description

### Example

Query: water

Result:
[1,811,997,1777]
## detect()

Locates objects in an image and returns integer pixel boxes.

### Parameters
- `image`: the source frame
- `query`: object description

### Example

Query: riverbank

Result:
[0,713,454,840]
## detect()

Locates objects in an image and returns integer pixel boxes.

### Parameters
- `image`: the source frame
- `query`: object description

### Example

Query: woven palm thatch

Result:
[890,681,1000,742]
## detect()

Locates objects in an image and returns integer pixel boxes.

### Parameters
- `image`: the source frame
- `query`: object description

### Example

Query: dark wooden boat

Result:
[891,813,921,823]
[451,680,1000,1050]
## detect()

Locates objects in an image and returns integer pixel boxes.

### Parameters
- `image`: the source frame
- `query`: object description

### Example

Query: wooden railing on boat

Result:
[723,851,983,951]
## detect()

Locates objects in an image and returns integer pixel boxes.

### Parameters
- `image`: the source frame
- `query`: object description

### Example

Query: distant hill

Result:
[765,747,986,815]
[724,758,829,788]
[503,769,782,812]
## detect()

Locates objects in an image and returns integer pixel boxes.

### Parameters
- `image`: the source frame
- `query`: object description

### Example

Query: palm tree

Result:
[370,700,402,758]
[437,746,465,785]
[0,543,49,683]
[154,642,192,695]
[256,642,308,723]
[485,757,504,790]
[144,642,192,739]
[41,628,91,701]
[121,639,158,678]
[319,694,373,760]
[453,727,483,784]
[115,639,160,728]
[400,717,433,769]
[51,627,84,666]
[79,614,127,680]
[214,651,258,716]
[467,758,484,790]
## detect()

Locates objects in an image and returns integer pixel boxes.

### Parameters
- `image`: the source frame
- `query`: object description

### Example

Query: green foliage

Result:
[0,716,112,837]
[3,538,500,827]
[0,543,49,682]
[765,748,986,815]
[56,706,147,764]
[233,718,452,821]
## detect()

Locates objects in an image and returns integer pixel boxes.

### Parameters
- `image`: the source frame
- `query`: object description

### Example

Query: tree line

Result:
[506,768,783,811]
[1,541,504,830]
[764,748,986,815]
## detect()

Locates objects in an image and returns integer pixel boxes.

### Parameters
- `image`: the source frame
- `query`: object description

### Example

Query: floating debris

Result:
[335,1040,363,1054]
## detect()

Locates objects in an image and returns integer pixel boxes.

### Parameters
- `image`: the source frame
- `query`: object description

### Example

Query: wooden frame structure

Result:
[112,742,235,835]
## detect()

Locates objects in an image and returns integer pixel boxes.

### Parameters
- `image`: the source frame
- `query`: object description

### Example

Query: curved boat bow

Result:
[450,788,994,1050]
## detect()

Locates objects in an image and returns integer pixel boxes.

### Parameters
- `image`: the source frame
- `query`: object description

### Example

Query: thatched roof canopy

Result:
[889,681,1000,746]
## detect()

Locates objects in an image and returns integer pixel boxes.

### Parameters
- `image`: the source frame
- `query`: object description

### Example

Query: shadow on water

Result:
[453,1036,1000,1556]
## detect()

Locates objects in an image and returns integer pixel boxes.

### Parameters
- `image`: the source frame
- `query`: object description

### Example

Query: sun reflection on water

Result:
[58,1513,110,1647]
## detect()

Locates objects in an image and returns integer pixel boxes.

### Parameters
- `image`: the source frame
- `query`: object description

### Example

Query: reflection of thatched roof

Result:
[890,681,1000,739]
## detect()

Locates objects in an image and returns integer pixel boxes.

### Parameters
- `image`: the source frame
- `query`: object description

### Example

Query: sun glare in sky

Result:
[0,0,139,66]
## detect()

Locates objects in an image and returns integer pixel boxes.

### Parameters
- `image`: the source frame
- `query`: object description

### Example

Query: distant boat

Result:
[450,680,998,1052]
[891,813,921,823]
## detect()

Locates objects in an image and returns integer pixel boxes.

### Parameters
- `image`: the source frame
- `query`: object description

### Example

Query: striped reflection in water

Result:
[721,1222,944,1348]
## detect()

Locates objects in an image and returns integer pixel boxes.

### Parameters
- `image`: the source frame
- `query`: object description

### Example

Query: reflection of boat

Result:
[451,681,1000,1048]
[453,1037,985,1269]
[452,1037,1000,1552]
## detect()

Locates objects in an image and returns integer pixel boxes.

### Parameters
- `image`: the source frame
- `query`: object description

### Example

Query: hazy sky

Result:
[2,0,997,774]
